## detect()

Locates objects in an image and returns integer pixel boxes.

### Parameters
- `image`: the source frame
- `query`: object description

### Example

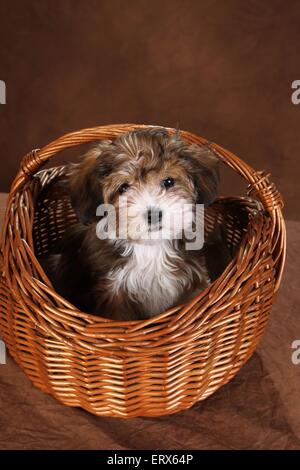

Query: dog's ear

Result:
[185,145,220,206]
[68,141,114,224]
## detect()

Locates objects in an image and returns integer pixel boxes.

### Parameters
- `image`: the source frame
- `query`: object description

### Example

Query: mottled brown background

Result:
[0,0,299,220]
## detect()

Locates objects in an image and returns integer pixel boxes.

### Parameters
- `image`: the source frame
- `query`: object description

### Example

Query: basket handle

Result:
[9,124,140,195]
[8,123,286,290]
[10,124,283,211]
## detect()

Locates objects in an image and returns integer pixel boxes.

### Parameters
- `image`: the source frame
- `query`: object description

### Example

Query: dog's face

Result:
[69,128,219,242]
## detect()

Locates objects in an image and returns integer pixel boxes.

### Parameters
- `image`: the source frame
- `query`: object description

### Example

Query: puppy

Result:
[42,128,222,320]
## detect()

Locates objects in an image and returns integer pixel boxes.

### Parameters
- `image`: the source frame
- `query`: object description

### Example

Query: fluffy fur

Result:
[41,127,222,320]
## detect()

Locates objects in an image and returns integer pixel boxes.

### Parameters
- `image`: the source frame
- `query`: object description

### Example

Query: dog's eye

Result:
[162,177,175,189]
[118,183,130,195]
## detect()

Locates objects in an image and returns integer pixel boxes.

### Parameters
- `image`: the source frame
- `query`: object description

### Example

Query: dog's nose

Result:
[147,207,163,226]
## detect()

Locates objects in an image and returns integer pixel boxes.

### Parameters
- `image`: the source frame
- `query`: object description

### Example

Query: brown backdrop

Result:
[0,0,299,220]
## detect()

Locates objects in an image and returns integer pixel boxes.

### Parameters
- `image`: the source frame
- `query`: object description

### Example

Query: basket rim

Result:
[0,124,286,353]
[32,168,261,322]
[9,123,286,290]
[0,196,274,355]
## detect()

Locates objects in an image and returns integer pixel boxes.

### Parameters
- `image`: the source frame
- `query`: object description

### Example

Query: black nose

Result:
[147,208,163,226]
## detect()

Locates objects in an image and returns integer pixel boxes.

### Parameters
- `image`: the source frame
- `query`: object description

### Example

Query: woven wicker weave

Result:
[0,124,286,418]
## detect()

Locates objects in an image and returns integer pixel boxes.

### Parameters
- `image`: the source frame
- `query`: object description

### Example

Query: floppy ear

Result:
[186,145,220,206]
[68,142,114,225]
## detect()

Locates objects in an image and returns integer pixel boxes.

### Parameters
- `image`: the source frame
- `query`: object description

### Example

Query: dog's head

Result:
[69,127,220,242]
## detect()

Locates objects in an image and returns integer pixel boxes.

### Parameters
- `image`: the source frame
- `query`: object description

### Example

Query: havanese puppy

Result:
[42,127,225,321]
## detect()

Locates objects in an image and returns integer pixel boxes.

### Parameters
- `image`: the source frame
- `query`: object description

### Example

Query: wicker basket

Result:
[0,124,286,418]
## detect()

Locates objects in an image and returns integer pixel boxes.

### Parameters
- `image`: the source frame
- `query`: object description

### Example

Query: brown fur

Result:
[41,128,224,320]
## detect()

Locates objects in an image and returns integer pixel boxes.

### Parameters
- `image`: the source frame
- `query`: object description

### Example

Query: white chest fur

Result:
[108,242,207,316]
